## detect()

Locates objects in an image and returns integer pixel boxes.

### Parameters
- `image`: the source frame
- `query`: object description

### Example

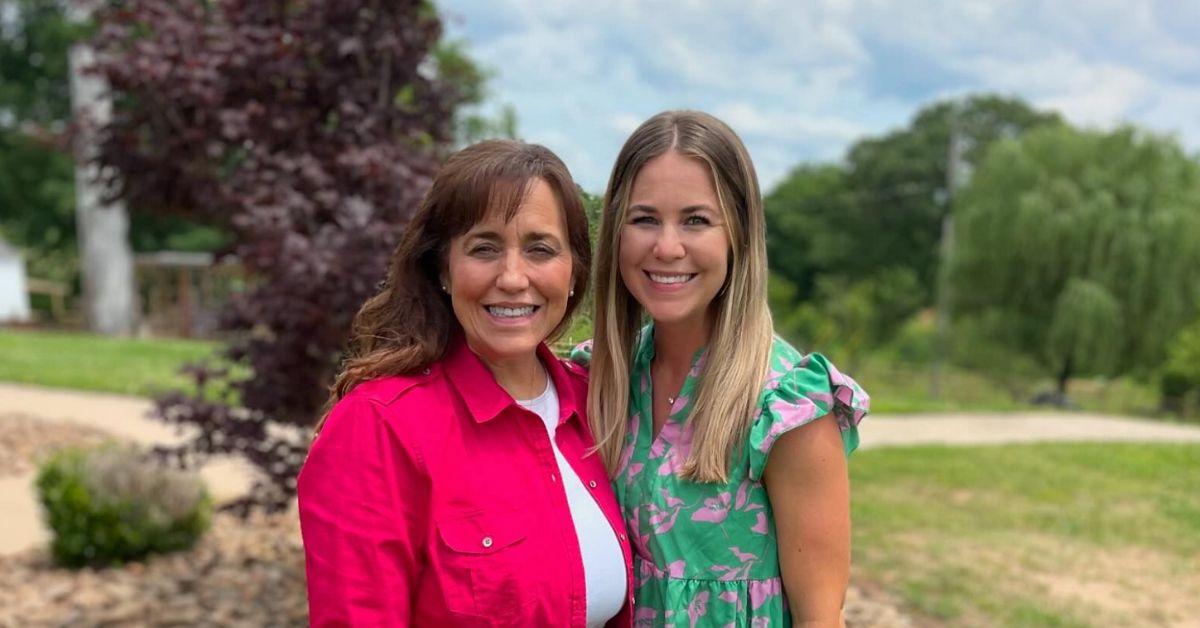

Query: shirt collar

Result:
[443,333,582,425]
[634,322,708,374]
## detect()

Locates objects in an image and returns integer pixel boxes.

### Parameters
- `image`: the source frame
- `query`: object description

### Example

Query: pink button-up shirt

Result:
[298,336,634,627]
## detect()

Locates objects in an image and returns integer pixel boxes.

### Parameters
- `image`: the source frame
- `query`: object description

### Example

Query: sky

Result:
[439,0,1200,194]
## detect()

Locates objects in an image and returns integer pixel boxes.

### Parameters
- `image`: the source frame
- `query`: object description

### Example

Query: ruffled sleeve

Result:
[569,338,594,368]
[747,352,869,481]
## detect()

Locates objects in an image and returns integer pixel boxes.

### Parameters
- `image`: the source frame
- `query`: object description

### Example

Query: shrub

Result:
[881,310,937,366]
[35,444,211,567]
[1161,319,1200,418]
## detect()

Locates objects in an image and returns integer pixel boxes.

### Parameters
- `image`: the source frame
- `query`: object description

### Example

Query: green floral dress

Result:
[573,326,868,627]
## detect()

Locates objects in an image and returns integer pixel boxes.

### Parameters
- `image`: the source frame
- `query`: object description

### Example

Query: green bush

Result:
[35,444,211,567]
[1161,319,1200,418]
[881,310,937,365]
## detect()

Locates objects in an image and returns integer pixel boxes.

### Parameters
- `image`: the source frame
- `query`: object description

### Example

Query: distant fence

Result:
[135,251,242,338]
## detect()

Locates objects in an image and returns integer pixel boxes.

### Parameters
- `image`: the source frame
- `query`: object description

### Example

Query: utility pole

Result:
[931,105,968,399]
[68,0,137,335]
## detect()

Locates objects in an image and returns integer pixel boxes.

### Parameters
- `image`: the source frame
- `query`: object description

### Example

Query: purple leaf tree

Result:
[90,0,474,512]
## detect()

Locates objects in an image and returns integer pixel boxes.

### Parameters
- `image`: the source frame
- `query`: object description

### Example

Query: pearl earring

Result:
[569,289,575,297]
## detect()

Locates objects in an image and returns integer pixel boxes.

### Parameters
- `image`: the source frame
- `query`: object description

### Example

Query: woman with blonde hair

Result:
[575,111,868,627]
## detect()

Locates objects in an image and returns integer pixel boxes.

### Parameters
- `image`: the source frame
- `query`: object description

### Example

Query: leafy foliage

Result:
[772,267,923,366]
[36,444,211,568]
[952,125,1200,391]
[0,0,222,292]
[765,95,1060,341]
[90,0,476,511]
[0,0,79,279]
[840,95,1060,290]
[1161,318,1200,417]
[767,95,1061,297]
[0,0,78,124]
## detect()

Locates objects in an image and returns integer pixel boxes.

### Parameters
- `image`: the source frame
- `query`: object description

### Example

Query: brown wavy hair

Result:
[316,140,591,431]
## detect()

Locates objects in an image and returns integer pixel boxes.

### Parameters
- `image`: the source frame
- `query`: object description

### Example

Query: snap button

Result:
[550,474,557,482]
[588,480,597,489]
[619,533,627,541]
[422,368,430,375]
[481,536,493,548]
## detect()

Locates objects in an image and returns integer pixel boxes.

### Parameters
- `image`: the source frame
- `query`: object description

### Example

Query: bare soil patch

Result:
[0,413,116,477]
[0,512,307,627]
[1028,542,1200,627]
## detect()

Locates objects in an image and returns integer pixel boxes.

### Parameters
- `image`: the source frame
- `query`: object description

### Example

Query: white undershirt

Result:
[518,379,626,627]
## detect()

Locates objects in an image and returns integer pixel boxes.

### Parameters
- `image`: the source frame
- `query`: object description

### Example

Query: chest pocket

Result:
[434,509,530,620]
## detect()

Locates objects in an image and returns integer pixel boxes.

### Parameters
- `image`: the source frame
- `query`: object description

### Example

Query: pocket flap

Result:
[437,510,527,555]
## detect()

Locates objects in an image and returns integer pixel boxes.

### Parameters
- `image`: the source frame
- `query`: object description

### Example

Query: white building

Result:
[0,237,32,323]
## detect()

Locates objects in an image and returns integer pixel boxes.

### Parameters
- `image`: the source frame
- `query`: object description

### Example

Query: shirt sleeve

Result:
[747,352,869,481]
[569,338,594,367]
[297,393,428,626]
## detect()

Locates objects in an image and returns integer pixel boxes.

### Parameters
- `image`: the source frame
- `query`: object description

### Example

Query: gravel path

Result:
[4,381,1199,556]
[0,383,257,555]
[859,412,1200,449]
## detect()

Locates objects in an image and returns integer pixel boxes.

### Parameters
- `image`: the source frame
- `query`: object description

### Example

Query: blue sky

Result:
[439,0,1200,194]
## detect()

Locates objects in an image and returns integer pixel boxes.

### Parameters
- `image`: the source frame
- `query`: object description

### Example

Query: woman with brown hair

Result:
[298,140,632,627]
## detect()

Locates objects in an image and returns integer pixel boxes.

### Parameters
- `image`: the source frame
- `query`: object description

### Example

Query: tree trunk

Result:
[69,3,137,335]
[1056,354,1073,398]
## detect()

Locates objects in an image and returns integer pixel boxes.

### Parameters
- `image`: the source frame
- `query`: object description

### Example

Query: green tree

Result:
[764,164,852,300]
[765,94,1061,320]
[0,0,79,280]
[437,39,519,145]
[843,95,1061,289]
[0,0,500,292]
[0,0,226,288]
[1161,318,1200,416]
[951,125,1200,395]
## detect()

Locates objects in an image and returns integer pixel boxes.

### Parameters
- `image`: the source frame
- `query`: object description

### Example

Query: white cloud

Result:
[714,102,867,144]
[609,113,644,135]
[442,0,1200,191]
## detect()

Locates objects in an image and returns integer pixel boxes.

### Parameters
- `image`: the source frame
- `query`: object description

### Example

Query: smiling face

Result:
[445,178,574,365]
[618,150,730,332]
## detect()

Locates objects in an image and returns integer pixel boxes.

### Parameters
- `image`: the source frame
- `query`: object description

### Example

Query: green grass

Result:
[0,328,218,396]
[852,356,1026,414]
[562,315,1165,416]
[851,353,1162,417]
[0,323,1168,421]
[851,443,1200,626]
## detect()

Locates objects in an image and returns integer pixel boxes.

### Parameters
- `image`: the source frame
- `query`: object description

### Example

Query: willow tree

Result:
[951,124,1200,395]
[767,95,1061,303]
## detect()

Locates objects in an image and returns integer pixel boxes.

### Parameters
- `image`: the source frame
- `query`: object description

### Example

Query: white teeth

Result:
[487,306,535,318]
[649,273,693,284]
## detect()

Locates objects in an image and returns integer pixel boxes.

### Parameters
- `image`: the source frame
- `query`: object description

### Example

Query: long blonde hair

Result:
[588,110,774,483]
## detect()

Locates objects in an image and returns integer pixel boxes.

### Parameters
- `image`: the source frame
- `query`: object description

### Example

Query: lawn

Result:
[850,443,1200,627]
[852,355,1162,418]
[0,328,217,396]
